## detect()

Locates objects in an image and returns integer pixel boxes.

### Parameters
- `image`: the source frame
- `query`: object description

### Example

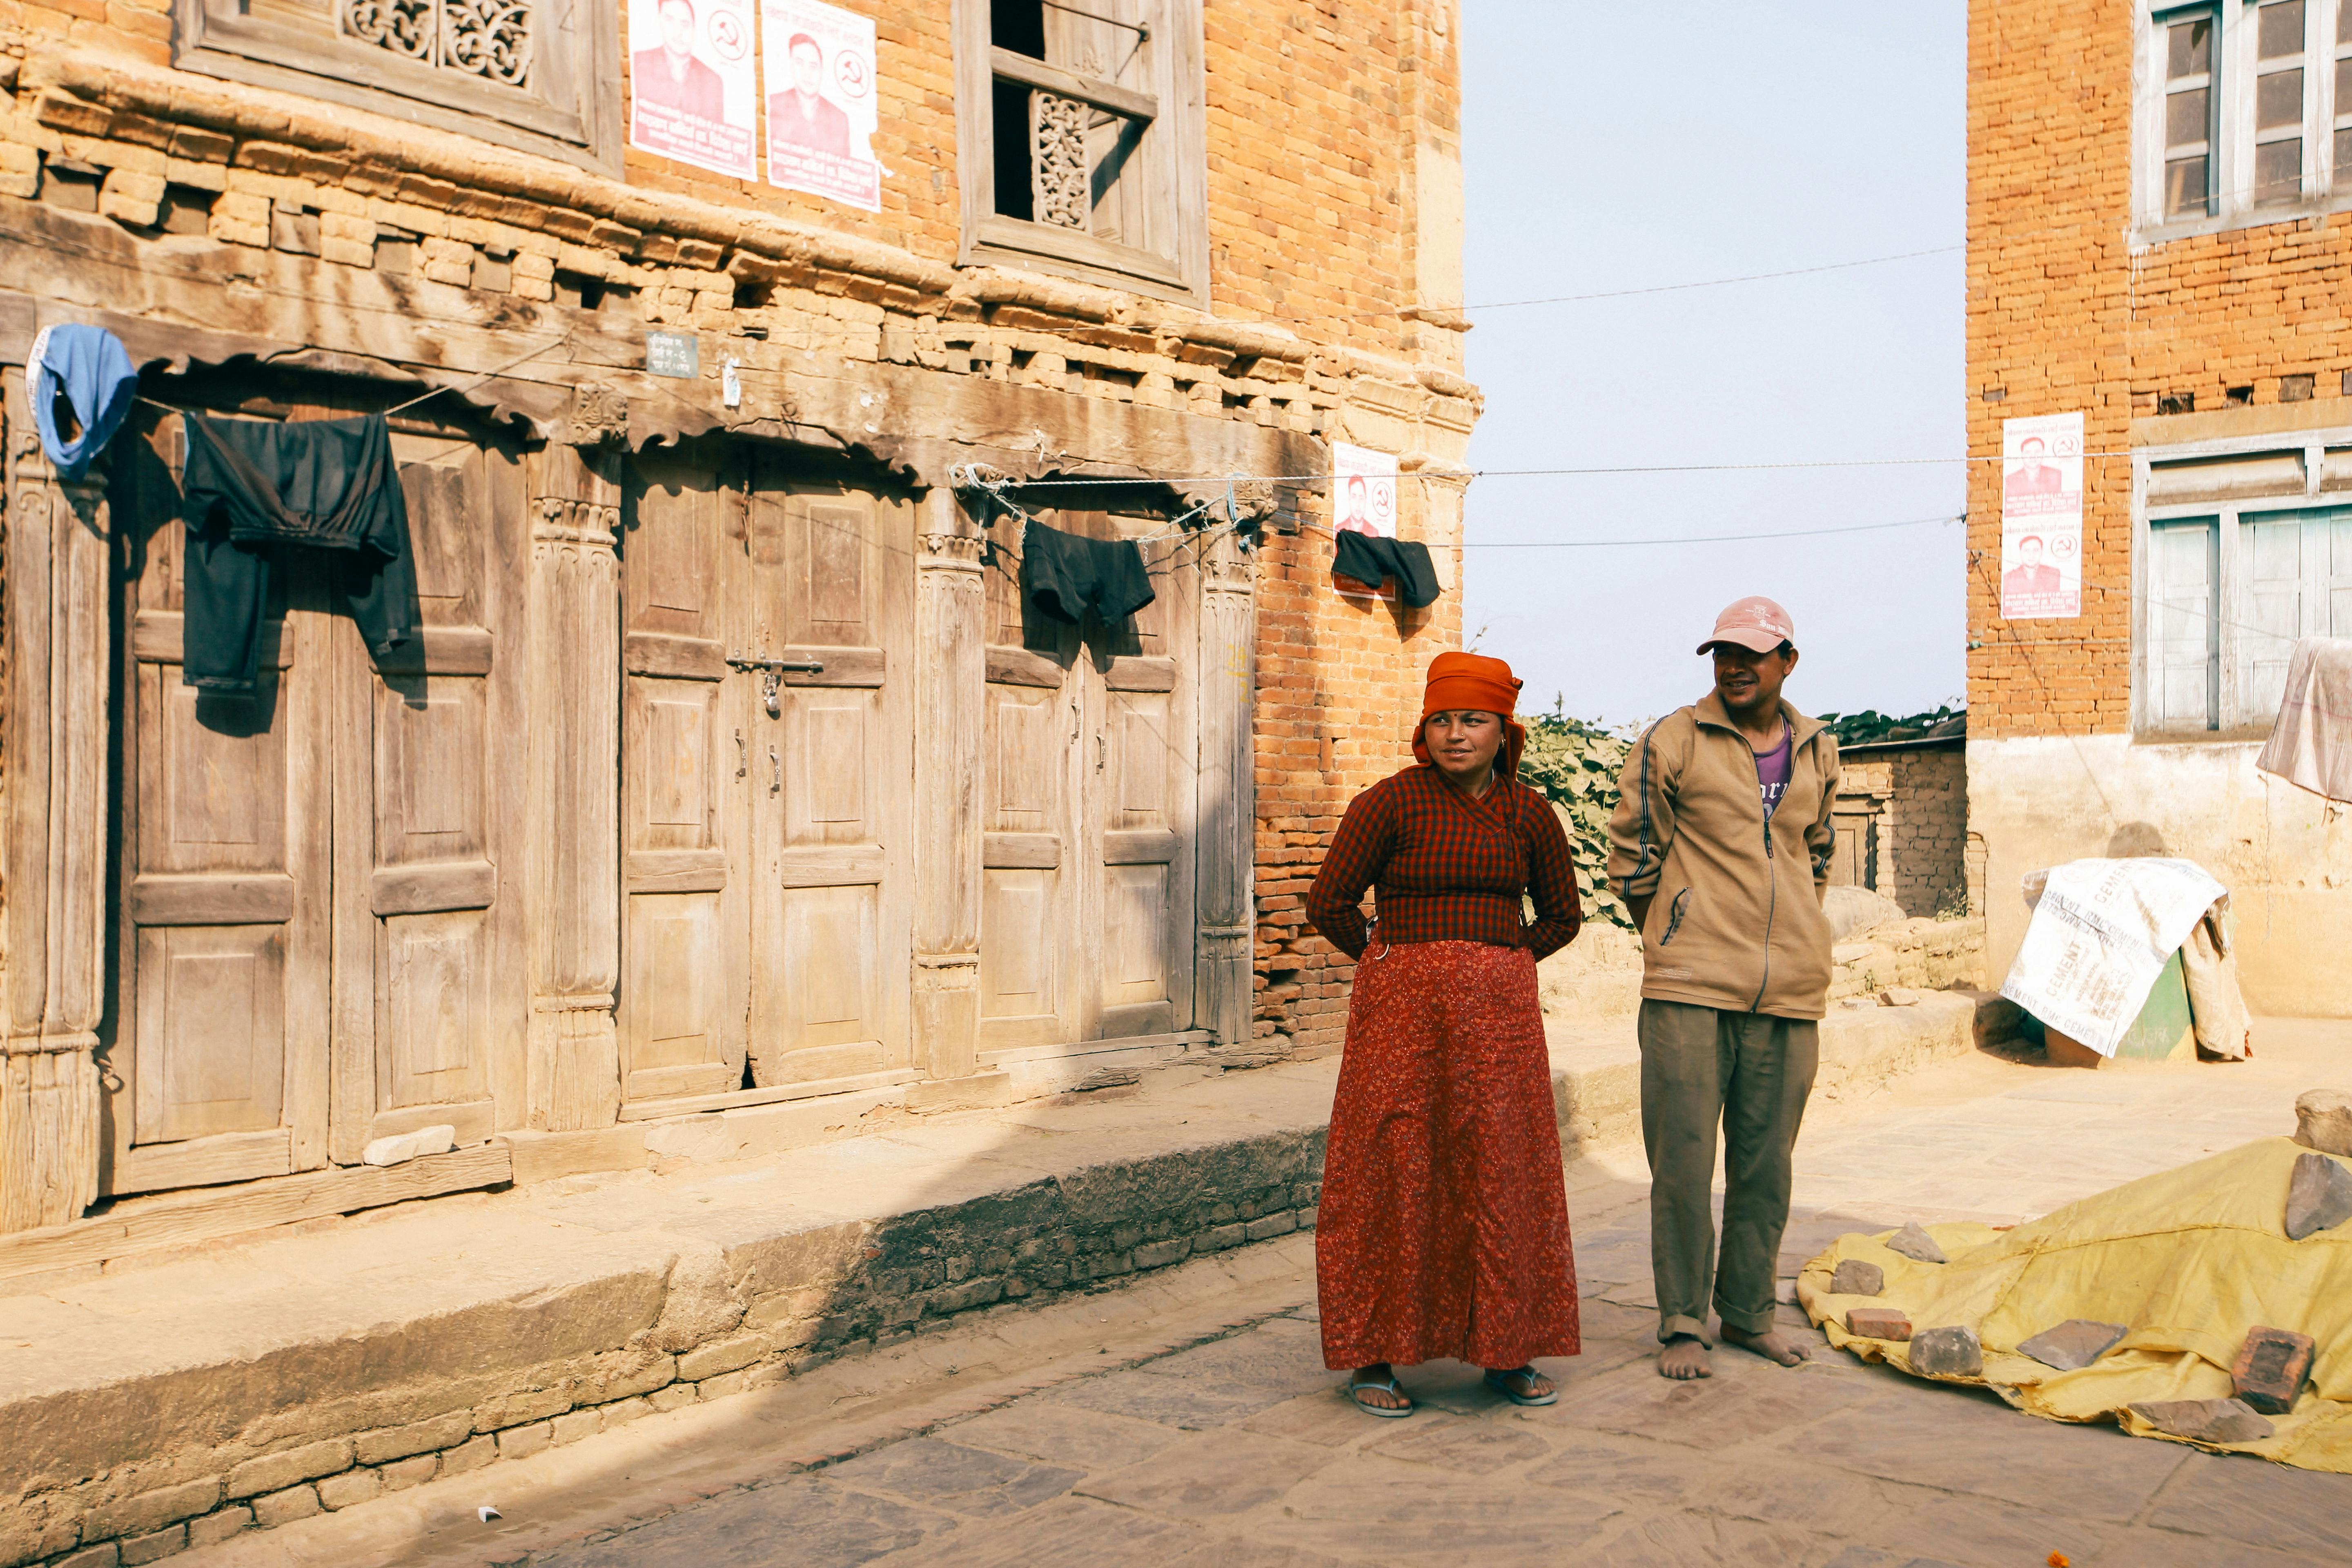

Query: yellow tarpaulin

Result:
[1797,1137,2352,1473]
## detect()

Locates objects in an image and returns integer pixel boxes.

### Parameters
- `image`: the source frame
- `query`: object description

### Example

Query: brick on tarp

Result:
[2016,1318,2127,1372]
[1828,1259,1884,1296]
[2285,1151,2352,1240]
[2231,1325,2316,1415]
[1908,1324,1983,1377]
[2130,1397,2276,1445]
[1845,1306,1911,1341]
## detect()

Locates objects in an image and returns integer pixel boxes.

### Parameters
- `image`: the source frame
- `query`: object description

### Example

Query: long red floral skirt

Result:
[1317,939,1581,1370]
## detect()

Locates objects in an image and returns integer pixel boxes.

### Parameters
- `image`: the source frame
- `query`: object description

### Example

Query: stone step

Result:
[0,988,2007,1567]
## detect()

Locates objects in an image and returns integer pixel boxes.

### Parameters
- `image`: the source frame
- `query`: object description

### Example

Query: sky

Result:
[1456,1,1967,731]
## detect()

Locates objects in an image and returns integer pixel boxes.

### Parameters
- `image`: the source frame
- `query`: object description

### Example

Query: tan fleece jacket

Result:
[1604,694,1842,1020]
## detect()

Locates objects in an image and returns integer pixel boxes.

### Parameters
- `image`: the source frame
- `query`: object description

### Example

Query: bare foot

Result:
[1347,1363,1411,1412]
[1657,1335,1712,1379]
[1722,1324,1807,1366]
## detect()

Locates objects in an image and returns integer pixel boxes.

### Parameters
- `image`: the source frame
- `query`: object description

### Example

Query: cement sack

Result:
[2256,635,2352,804]
[1798,1138,2352,1474]
[2181,905,2252,1060]
[2000,858,2225,1058]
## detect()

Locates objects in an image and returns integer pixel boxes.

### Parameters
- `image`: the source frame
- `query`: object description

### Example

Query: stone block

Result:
[1908,1325,1982,1376]
[354,1411,474,1466]
[227,1439,353,1501]
[379,1456,438,1492]
[1133,1238,1191,1268]
[53,1548,118,1568]
[1885,1222,1947,1263]
[496,1422,552,1461]
[270,208,320,255]
[249,1486,322,1529]
[187,1508,251,1548]
[118,1526,185,1566]
[362,1125,454,1166]
[2131,1397,2276,1445]
[2294,1089,2352,1156]
[1244,1212,1298,1241]
[316,1469,381,1511]
[2017,1319,2127,1372]
[1844,1307,1911,1341]
[2231,1326,2316,1415]
[439,1436,499,1477]
[2285,1152,2352,1240]
[601,1396,652,1429]
[648,1384,698,1413]
[571,1352,677,1403]
[87,1478,220,1540]
[474,1389,570,1431]
[676,1335,765,1381]
[1828,1260,1884,1296]
[550,1409,604,1446]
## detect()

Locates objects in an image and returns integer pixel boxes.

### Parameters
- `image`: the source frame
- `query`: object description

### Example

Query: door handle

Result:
[735,728,746,778]
[1097,734,1106,772]
[727,653,826,719]
[769,744,781,794]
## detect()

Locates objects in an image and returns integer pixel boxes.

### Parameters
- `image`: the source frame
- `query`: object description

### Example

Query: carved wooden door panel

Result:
[976,510,1198,1051]
[618,449,750,1104]
[1078,514,1198,1040]
[327,425,528,1160]
[107,413,332,1195]
[742,458,914,1087]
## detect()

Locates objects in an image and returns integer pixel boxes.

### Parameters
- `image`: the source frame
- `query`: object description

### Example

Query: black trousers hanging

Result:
[179,413,418,693]
[1332,530,1441,608]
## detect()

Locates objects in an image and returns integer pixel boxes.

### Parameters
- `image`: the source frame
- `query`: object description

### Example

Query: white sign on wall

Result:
[628,0,759,179]
[762,0,883,211]
[2000,410,2084,620]
[1332,443,1397,539]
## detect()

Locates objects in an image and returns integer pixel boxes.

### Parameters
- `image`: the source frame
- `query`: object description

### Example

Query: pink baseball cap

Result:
[1699,595,1795,654]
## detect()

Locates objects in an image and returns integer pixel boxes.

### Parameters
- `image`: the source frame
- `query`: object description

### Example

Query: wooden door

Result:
[618,448,750,1104]
[107,412,333,1194]
[329,425,528,1159]
[978,510,1197,1053]
[742,457,915,1087]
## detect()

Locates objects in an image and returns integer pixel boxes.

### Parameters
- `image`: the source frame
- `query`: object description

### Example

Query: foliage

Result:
[1813,705,1967,747]
[1517,700,1637,930]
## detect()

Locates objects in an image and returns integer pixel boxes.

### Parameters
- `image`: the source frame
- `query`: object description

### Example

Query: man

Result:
[633,0,726,125]
[1338,474,1376,534]
[2007,434,2063,496]
[769,32,852,156]
[1606,595,1841,1381]
[2003,534,2060,599]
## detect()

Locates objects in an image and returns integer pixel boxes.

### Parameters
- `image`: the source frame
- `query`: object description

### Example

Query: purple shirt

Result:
[1753,724,1793,818]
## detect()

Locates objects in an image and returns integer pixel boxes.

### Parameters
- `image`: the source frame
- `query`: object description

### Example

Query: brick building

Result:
[1969,0,2352,1012]
[1828,728,1968,920]
[0,0,1472,1242]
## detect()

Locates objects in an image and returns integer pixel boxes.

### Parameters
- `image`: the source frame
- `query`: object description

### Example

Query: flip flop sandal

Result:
[1344,1372,1414,1418]
[1483,1367,1559,1406]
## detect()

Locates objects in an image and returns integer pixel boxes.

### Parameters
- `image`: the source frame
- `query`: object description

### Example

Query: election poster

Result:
[2000,410,2084,620]
[762,0,882,211]
[628,0,759,179]
[1331,443,1399,599]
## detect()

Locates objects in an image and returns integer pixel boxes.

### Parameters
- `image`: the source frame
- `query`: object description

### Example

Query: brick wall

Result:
[1967,0,2352,738]
[1887,748,1966,917]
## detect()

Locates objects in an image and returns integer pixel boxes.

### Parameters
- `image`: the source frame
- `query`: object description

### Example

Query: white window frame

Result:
[952,0,1210,305]
[174,0,622,174]
[2134,429,2352,734]
[2138,0,2352,236]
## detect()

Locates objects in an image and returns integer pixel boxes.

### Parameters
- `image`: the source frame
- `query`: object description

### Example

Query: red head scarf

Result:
[1412,651,1527,777]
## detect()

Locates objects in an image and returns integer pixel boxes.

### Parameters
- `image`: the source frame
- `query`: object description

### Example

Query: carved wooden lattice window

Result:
[174,0,616,172]
[343,0,533,88]
[956,0,1209,304]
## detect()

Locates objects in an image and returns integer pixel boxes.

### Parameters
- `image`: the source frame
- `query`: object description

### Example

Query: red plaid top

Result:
[1306,764,1582,962]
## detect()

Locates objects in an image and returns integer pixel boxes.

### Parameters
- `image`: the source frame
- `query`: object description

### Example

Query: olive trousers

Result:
[1637,999,1820,1344]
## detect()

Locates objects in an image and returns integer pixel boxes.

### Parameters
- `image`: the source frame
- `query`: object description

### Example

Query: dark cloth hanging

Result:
[1332,530,1441,608]
[178,413,418,693]
[1019,518,1156,624]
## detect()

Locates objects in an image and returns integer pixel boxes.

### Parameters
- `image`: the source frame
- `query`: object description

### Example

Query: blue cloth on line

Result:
[30,323,139,480]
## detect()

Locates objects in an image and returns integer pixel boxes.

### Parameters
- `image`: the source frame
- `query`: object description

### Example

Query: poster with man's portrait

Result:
[628,0,758,178]
[1999,410,2084,620]
[1331,443,1400,599]
[762,0,882,210]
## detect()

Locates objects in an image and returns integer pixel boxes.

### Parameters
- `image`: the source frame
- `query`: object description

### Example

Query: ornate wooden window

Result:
[173,0,620,173]
[955,0,1209,304]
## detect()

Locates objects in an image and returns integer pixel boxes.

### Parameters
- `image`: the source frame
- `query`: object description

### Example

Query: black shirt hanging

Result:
[1332,529,1441,608]
[1020,519,1156,624]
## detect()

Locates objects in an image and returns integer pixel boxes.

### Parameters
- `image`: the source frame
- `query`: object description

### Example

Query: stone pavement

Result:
[179,1022,2352,1568]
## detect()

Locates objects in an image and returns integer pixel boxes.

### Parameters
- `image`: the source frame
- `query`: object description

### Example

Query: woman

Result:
[1305,650,1583,1416]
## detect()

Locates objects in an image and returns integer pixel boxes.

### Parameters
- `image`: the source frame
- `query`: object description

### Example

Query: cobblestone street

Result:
[188,1022,2352,1568]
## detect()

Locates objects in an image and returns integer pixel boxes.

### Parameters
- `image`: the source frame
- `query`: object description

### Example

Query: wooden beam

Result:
[990,47,1158,121]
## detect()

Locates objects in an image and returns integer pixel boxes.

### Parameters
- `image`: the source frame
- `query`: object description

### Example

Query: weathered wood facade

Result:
[0,0,1475,1246]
